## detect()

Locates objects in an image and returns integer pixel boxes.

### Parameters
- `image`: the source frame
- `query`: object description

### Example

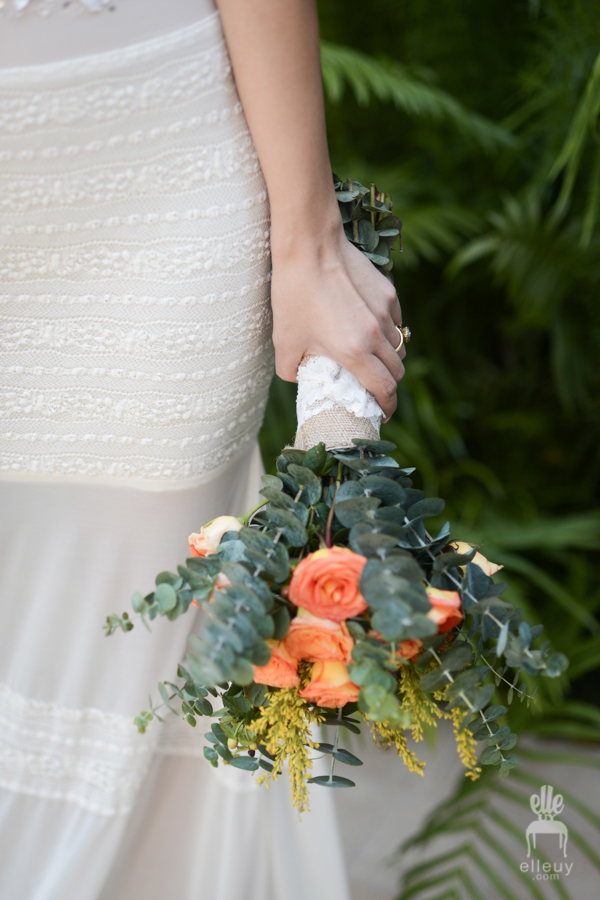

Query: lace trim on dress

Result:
[0,682,156,815]
[0,11,221,78]
[0,681,243,813]
[2,0,116,16]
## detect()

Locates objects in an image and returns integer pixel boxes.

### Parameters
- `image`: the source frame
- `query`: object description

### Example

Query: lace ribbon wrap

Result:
[294,355,384,451]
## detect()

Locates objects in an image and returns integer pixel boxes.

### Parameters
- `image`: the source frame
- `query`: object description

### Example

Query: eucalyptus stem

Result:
[328,707,343,782]
[238,498,269,527]
[430,648,507,762]
[325,462,343,548]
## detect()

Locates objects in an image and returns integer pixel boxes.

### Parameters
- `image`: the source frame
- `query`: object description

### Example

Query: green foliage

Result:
[334,175,402,280]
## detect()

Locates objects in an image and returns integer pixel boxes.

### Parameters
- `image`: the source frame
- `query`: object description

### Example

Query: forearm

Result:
[214,0,341,256]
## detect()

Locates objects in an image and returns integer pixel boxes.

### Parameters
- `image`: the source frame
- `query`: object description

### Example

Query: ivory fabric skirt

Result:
[0,7,350,899]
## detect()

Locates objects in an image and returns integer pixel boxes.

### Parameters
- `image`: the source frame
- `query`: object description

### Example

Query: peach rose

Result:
[450,541,503,577]
[288,547,368,622]
[253,640,300,688]
[189,516,243,557]
[284,608,354,663]
[299,660,360,708]
[426,587,463,633]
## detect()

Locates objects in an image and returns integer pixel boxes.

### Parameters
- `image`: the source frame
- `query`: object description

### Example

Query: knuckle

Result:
[381,378,398,401]
[386,286,398,306]
[343,339,365,360]
[364,320,381,344]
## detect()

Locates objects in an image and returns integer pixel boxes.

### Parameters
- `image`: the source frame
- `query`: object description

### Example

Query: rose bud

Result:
[188,515,243,557]
[450,541,503,577]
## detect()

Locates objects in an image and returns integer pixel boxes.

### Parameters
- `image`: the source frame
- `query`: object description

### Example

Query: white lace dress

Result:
[0,3,350,898]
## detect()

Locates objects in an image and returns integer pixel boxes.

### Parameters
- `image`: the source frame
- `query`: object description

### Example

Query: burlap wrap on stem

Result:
[293,355,383,451]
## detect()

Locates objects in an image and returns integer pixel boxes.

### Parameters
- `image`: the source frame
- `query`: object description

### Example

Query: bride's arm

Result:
[215,0,406,418]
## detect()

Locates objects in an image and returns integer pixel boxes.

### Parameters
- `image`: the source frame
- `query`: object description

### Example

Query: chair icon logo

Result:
[526,785,568,858]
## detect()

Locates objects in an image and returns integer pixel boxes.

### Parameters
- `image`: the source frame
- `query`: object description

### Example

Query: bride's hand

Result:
[270,223,406,419]
[215,0,405,416]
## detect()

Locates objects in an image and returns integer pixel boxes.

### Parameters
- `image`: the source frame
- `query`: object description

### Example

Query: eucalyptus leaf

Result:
[259,486,296,510]
[351,532,399,557]
[480,746,502,765]
[272,605,291,640]
[307,775,356,788]
[352,438,397,454]
[287,464,322,505]
[261,474,284,491]
[229,658,256,685]
[359,474,405,505]
[336,481,366,502]
[303,443,332,475]
[266,507,309,546]
[155,582,177,614]
[406,498,446,521]
[371,598,413,641]
[315,743,364,766]
[203,746,219,767]
[335,496,382,527]
[230,756,260,771]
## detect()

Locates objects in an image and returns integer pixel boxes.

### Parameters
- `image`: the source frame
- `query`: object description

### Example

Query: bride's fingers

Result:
[340,352,400,419]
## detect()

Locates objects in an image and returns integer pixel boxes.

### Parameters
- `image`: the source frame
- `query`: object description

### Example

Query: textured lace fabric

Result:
[296,356,384,431]
[0,680,236,815]
[1,0,116,14]
[0,682,156,815]
[0,13,274,489]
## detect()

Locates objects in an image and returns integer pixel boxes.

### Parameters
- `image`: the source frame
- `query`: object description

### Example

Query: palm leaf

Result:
[549,49,600,242]
[396,749,600,900]
[320,42,514,152]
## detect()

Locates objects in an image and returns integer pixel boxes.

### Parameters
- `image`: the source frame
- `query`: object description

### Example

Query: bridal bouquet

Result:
[106,179,568,811]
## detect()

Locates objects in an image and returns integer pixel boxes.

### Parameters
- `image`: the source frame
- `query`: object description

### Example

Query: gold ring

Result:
[394,325,411,352]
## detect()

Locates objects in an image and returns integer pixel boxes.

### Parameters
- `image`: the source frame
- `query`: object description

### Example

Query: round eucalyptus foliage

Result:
[333,173,402,281]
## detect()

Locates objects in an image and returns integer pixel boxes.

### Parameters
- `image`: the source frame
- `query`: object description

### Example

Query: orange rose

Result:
[426,587,463,633]
[288,547,368,622]
[368,631,423,663]
[253,640,300,688]
[189,515,243,557]
[284,608,354,663]
[370,631,423,661]
[299,660,360,708]
[396,639,423,661]
[450,541,503,577]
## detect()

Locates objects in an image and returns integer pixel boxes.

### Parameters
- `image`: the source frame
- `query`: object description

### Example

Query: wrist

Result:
[270,202,344,262]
